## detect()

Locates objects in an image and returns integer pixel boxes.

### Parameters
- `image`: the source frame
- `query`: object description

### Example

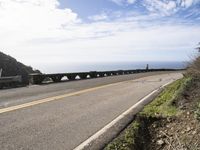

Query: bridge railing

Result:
[29,69,181,85]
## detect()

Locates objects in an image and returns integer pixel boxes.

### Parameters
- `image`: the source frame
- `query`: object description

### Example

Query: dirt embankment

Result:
[104,77,200,150]
[144,78,200,150]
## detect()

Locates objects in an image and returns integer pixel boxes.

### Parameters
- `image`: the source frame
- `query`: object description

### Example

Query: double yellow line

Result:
[0,82,123,114]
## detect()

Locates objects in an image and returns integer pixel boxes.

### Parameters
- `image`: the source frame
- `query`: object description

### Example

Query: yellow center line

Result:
[0,81,124,114]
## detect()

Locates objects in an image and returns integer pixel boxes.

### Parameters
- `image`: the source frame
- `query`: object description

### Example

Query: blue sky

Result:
[58,0,146,21]
[0,0,200,73]
[59,0,200,23]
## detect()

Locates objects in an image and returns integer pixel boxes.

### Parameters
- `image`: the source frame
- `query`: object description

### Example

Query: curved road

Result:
[0,71,182,150]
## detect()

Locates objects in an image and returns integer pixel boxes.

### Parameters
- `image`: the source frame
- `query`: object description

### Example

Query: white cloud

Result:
[110,0,136,5]
[0,0,81,50]
[0,0,79,34]
[110,0,200,17]
[143,0,200,16]
[181,0,195,8]
[144,0,178,16]
[127,0,136,4]
[110,0,122,5]
[0,0,200,73]
[88,13,109,21]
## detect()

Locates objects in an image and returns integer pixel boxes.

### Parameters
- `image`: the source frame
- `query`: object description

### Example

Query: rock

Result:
[158,134,165,138]
[192,131,197,135]
[186,127,191,132]
[181,131,185,134]
[157,139,165,145]
[167,118,171,122]
[153,124,157,128]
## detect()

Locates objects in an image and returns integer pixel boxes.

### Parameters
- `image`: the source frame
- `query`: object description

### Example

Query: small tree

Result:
[196,42,200,52]
[187,42,200,78]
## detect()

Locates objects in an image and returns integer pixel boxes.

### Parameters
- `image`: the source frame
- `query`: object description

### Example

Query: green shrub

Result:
[140,77,192,117]
[105,121,140,150]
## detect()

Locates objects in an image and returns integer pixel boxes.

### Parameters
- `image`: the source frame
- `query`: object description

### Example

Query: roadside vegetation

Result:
[140,77,191,117]
[105,121,140,150]
[104,46,200,150]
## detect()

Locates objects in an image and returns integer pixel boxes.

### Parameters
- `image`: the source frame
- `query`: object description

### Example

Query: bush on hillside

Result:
[0,51,40,84]
[186,43,200,78]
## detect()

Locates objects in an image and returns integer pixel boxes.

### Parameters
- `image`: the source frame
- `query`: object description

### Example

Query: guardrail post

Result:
[67,74,76,80]
[29,74,45,84]
[78,73,88,79]
[89,72,98,78]
[51,76,62,82]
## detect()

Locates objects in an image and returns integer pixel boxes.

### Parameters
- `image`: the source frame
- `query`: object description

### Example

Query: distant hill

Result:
[0,51,40,84]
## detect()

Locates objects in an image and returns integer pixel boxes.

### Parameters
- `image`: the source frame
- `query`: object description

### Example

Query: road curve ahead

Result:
[0,72,182,150]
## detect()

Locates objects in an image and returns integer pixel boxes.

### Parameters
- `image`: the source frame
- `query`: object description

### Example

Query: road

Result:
[0,72,182,150]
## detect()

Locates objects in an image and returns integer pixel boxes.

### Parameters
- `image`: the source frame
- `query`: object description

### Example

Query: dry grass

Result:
[186,56,200,78]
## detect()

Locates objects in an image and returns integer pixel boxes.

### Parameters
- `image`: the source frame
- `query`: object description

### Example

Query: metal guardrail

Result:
[29,68,182,85]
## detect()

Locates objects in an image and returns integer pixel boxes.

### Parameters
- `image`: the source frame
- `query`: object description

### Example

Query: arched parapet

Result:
[78,73,88,79]
[98,72,104,77]
[28,68,178,85]
[105,72,112,76]
[124,71,129,74]
[117,70,123,75]
[110,72,115,75]
[101,72,109,77]
[136,69,141,73]
[29,74,45,84]
[51,75,62,83]
[148,69,153,72]
[67,73,76,81]
[96,74,100,77]
[61,76,68,81]
[139,70,144,73]
[89,72,98,78]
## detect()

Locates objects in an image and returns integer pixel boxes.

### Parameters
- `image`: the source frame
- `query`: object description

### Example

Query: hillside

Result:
[105,56,200,150]
[0,51,40,84]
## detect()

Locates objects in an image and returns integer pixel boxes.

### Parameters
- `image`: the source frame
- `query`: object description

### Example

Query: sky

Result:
[0,0,200,73]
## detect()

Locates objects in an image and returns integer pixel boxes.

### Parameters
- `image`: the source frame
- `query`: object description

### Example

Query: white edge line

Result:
[74,79,176,150]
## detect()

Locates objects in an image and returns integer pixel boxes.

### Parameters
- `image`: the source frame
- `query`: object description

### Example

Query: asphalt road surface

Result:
[0,72,182,150]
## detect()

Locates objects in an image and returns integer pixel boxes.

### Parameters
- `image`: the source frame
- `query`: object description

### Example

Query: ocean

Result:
[37,61,187,74]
